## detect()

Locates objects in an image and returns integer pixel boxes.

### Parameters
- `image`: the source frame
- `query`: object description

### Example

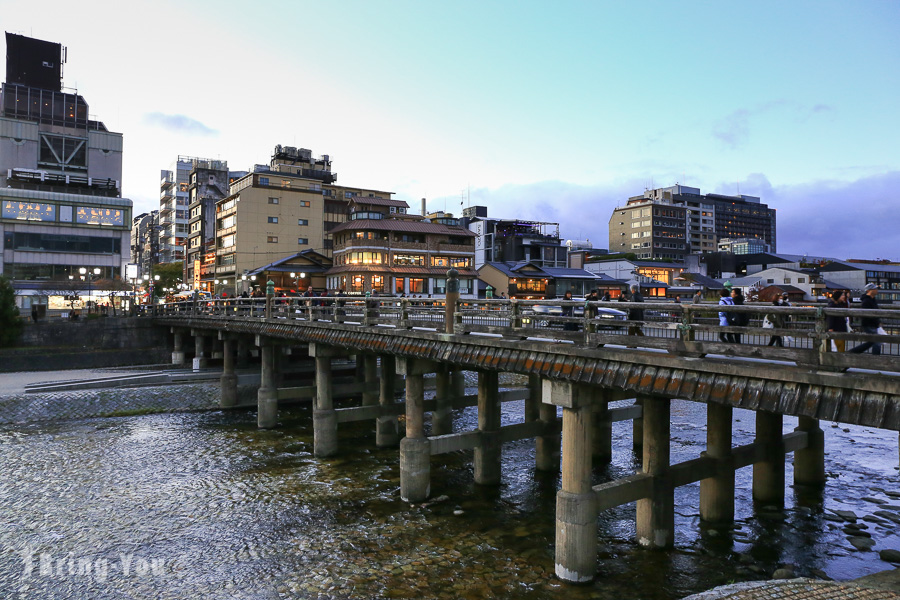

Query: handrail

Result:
[146,298,900,372]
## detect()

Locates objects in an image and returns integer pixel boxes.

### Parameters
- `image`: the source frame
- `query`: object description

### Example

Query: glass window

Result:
[409,278,425,294]
[371,275,384,292]
[267,236,278,243]
[433,278,446,294]
[298,219,308,226]
[298,238,308,245]
[395,278,404,294]
[351,275,364,292]
[300,200,310,208]
[393,254,424,266]
[268,216,278,223]
[268,197,279,204]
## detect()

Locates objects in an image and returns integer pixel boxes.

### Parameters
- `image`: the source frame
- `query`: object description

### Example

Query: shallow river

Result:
[1,382,899,599]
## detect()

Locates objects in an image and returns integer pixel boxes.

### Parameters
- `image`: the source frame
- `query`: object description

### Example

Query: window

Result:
[267,236,278,243]
[298,219,308,226]
[409,278,425,294]
[433,278,446,294]
[395,278,405,294]
[268,197,279,204]
[281,180,291,188]
[371,275,384,292]
[298,238,308,245]
[300,200,310,208]
[259,177,269,186]
[346,251,383,264]
[798,277,806,283]
[351,275,364,292]
[268,216,278,224]
[221,234,235,248]
[784,278,791,284]
[393,254,424,266]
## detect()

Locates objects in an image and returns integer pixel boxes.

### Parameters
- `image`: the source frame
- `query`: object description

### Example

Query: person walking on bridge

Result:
[626,284,644,337]
[826,290,850,352]
[849,283,882,355]
[718,288,734,343]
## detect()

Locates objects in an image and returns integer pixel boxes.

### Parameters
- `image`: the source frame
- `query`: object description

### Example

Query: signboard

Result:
[193,259,201,290]
[2,201,55,221]
[125,263,138,281]
[76,206,124,226]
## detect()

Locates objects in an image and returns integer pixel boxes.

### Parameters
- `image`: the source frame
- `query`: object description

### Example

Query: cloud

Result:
[435,171,900,263]
[142,112,218,136]
[712,108,752,149]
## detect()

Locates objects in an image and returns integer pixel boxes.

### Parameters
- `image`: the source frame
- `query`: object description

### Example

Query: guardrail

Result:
[148,298,900,372]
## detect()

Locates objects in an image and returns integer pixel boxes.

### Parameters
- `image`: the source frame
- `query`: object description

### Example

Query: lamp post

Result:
[289,272,307,294]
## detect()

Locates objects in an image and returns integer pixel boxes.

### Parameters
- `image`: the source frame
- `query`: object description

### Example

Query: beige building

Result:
[212,146,392,296]
[327,201,476,296]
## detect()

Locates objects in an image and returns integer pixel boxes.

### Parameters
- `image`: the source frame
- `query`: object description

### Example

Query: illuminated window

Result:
[300,200,310,207]
[267,236,278,243]
[409,278,425,294]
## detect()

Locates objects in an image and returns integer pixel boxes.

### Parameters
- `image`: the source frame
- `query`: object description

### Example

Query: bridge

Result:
[151,291,900,583]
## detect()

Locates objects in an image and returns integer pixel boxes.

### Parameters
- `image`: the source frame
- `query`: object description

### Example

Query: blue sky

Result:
[5,0,899,259]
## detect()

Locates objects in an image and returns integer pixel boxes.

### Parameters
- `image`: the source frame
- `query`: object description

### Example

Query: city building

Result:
[718,237,771,255]
[608,199,689,260]
[0,33,132,311]
[327,203,476,296]
[583,257,682,298]
[818,260,900,303]
[611,185,777,258]
[212,145,392,296]
[462,206,565,270]
[477,261,623,299]
[130,210,159,282]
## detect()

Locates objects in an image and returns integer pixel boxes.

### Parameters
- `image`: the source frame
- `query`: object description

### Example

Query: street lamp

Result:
[289,272,307,293]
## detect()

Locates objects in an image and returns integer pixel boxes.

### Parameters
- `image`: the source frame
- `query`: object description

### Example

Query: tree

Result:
[0,275,23,347]
[152,261,184,298]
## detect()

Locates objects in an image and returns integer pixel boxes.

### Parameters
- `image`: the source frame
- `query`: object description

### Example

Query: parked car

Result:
[526,300,627,328]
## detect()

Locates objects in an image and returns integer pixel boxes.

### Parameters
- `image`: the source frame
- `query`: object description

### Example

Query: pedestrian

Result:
[849,283,882,355]
[627,284,644,337]
[826,290,849,352]
[692,289,703,304]
[600,291,611,302]
[730,288,747,344]
[718,288,734,343]
[31,304,38,323]
[764,297,785,347]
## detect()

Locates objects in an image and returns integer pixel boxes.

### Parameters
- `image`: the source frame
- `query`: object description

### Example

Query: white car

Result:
[527,300,627,328]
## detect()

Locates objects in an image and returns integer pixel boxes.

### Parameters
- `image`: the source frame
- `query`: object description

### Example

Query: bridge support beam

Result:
[700,403,734,522]
[376,355,399,447]
[636,396,674,548]
[753,411,785,506]
[593,389,612,463]
[362,353,378,408]
[257,339,278,429]
[171,330,186,365]
[553,381,596,583]
[475,370,501,485]
[533,375,559,472]
[432,368,453,436]
[192,332,209,371]
[399,358,438,502]
[220,337,238,409]
[237,338,250,368]
[310,344,339,457]
[794,416,825,487]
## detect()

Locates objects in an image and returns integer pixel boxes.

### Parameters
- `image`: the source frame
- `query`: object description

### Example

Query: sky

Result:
[4,0,899,260]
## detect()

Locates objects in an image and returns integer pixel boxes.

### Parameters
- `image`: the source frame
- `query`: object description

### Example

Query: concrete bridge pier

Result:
[432,368,454,436]
[211,338,224,360]
[376,355,399,447]
[362,353,378,409]
[700,403,735,523]
[399,357,436,502]
[551,380,596,583]
[475,370,501,485]
[257,336,278,429]
[632,396,644,457]
[753,410,785,506]
[794,416,825,487]
[219,334,238,409]
[592,390,612,463]
[636,395,674,548]
[310,343,339,457]
[236,338,251,368]
[192,330,209,371]
[171,329,186,365]
[533,375,560,472]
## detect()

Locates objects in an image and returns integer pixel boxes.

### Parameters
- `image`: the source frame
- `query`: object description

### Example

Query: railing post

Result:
[510,299,521,329]
[400,298,410,329]
[815,306,828,366]
[306,298,315,322]
[444,268,459,334]
[265,280,274,319]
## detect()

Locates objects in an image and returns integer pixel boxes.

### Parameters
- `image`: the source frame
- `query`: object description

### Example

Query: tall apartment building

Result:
[157,157,192,264]
[0,33,131,309]
[131,210,159,279]
[608,199,689,261]
[184,159,237,290]
[609,185,777,259]
[212,145,391,296]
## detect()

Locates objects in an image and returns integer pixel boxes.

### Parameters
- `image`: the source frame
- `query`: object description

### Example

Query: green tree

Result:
[0,275,23,347]
[151,261,184,298]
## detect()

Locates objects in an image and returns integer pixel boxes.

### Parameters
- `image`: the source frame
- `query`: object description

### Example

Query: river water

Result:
[1,379,899,599]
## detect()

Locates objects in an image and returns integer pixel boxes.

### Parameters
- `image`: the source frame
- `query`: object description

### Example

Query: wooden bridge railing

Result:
[148,297,900,373]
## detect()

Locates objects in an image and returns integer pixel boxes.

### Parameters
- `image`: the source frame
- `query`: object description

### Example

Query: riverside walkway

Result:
[151,294,900,584]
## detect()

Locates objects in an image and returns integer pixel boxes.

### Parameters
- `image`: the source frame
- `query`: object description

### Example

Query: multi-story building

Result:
[327,201,476,296]
[718,237,771,255]
[131,210,159,279]
[158,157,192,264]
[619,185,776,255]
[212,145,392,296]
[462,205,565,269]
[0,33,131,310]
[184,159,231,290]
[608,198,689,260]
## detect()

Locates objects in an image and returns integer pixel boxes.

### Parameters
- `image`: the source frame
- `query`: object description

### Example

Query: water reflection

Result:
[1,392,898,599]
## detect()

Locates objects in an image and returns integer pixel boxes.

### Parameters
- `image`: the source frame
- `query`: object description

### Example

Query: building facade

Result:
[130,210,159,281]
[184,158,233,290]
[327,203,476,297]
[608,200,689,260]
[211,145,392,296]
[0,33,131,310]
